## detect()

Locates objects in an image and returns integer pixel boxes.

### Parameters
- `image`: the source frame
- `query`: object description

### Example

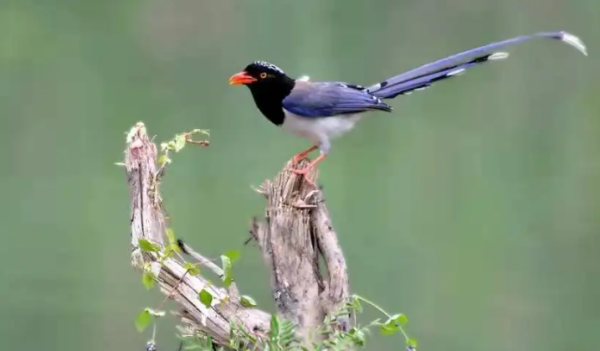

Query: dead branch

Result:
[251,161,351,342]
[123,122,351,349]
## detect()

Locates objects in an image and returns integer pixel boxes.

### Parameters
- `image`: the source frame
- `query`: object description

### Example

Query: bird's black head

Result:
[229,61,295,91]
[229,61,296,125]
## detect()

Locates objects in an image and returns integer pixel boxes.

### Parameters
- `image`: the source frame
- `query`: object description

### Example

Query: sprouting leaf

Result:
[163,246,175,258]
[348,328,366,346]
[160,142,169,152]
[158,154,171,167]
[224,249,241,264]
[146,308,166,317]
[240,295,257,307]
[278,319,295,347]
[165,228,176,245]
[142,272,155,289]
[163,230,180,258]
[138,239,160,252]
[388,313,408,326]
[199,289,213,308]
[183,262,200,276]
[349,296,363,313]
[220,255,233,287]
[173,134,186,152]
[269,315,279,342]
[407,338,418,348]
[379,324,398,335]
[135,309,152,332]
[380,313,407,335]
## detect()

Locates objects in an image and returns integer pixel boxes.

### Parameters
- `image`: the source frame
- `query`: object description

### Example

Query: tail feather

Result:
[373,52,508,99]
[367,31,587,99]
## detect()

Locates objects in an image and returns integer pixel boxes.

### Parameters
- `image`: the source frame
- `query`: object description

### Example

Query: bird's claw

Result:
[291,146,319,165]
[291,167,316,187]
[291,167,308,175]
[291,154,306,164]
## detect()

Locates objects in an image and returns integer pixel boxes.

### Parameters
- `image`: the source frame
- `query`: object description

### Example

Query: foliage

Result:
[176,294,417,351]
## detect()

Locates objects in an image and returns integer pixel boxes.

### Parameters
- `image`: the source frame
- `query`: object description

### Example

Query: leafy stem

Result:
[353,294,415,349]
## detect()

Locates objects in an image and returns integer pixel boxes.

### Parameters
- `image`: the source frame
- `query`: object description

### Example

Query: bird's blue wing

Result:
[282,81,392,118]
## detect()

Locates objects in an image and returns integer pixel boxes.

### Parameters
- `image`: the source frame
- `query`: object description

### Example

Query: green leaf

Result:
[220,255,233,287]
[158,154,171,167]
[173,134,186,152]
[379,324,398,336]
[389,313,408,326]
[224,250,241,264]
[138,239,160,252]
[380,313,408,335]
[269,315,279,342]
[279,319,295,347]
[135,309,152,332]
[240,295,257,307]
[163,246,175,258]
[142,272,155,289]
[348,327,366,346]
[183,262,200,276]
[349,296,363,313]
[165,228,176,245]
[163,228,180,257]
[408,338,418,348]
[199,289,213,308]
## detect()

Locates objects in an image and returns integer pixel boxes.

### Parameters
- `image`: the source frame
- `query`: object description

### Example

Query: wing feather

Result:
[282,82,392,118]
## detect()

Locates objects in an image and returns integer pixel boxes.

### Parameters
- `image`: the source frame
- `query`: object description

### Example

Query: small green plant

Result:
[176,294,417,351]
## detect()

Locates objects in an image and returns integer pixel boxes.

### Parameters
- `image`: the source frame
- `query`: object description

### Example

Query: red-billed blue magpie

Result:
[229,31,587,185]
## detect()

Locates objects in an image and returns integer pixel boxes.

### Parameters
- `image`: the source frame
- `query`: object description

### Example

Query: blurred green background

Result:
[1,0,598,350]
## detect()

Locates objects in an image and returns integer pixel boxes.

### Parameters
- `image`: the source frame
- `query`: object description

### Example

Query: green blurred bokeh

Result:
[0,0,598,350]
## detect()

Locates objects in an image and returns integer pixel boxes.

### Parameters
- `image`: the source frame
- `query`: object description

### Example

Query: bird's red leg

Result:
[291,154,327,186]
[292,145,319,164]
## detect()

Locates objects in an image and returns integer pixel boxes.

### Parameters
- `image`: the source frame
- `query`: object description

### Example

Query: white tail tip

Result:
[447,68,466,76]
[560,32,588,56]
[489,52,509,60]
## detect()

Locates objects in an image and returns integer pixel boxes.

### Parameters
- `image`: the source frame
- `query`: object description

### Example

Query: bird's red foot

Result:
[290,154,327,187]
[291,167,316,186]
[291,145,318,164]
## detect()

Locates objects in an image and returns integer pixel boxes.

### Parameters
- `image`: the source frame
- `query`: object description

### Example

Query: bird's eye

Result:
[259,72,268,79]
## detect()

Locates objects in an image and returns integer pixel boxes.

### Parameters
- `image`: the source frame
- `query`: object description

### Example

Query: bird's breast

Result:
[281,109,363,142]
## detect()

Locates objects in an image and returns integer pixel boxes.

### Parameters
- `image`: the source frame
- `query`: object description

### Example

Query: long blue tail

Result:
[366,31,587,99]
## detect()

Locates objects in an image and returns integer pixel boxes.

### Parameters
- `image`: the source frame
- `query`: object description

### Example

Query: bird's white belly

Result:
[281,110,362,143]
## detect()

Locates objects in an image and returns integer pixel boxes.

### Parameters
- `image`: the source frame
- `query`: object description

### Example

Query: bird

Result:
[229,31,587,186]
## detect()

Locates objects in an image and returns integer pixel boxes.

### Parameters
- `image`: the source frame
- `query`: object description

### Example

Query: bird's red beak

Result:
[229,71,257,85]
